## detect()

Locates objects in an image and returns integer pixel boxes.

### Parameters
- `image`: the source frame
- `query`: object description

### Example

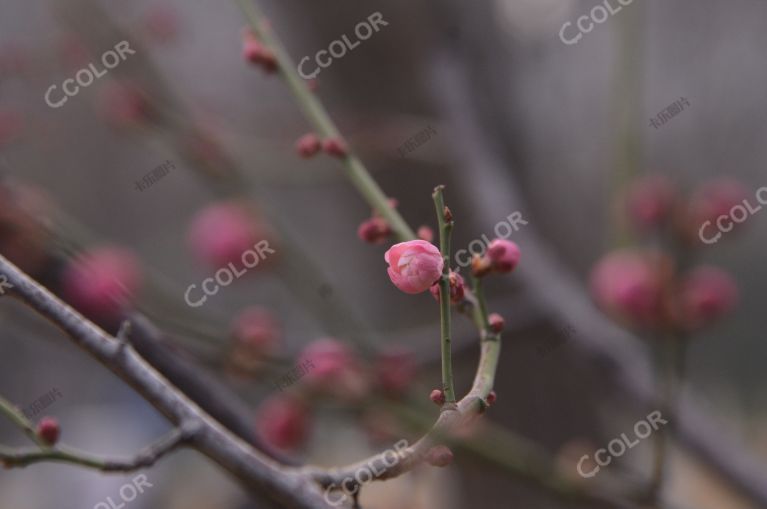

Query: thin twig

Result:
[235,0,415,242]
[432,185,456,404]
[0,425,195,471]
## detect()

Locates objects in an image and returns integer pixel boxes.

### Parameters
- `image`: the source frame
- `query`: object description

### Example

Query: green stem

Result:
[432,186,455,404]
[0,445,107,469]
[236,0,415,242]
[472,277,491,332]
[0,395,45,447]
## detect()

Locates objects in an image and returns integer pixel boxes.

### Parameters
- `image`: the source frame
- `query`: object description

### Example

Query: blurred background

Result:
[0,0,765,508]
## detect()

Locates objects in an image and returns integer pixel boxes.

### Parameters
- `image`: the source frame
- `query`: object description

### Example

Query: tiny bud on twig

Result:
[429,389,445,406]
[488,313,505,333]
[242,30,277,73]
[37,417,60,446]
[295,133,321,158]
[322,137,348,158]
[443,206,453,223]
[357,217,391,244]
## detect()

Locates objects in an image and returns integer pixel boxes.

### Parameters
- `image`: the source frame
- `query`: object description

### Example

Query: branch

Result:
[0,426,194,471]
[433,185,457,404]
[0,254,336,509]
[236,0,416,241]
[429,45,767,508]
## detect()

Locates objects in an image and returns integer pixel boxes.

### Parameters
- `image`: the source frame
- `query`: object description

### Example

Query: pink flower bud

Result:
[626,175,676,231]
[297,338,367,399]
[242,31,277,72]
[357,217,391,244]
[417,225,434,242]
[425,445,453,467]
[98,81,152,128]
[374,347,416,396]
[188,201,269,269]
[37,417,60,446]
[255,395,309,451]
[486,390,497,405]
[429,389,445,405]
[487,239,521,273]
[488,313,504,333]
[429,270,465,304]
[322,137,348,158]
[385,240,444,294]
[590,250,668,328]
[676,266,738,330]
[231,306,280,356]
[680,178,749,242]
[62,246,141,322]
[690,178,749,222]
[295,133,321,158]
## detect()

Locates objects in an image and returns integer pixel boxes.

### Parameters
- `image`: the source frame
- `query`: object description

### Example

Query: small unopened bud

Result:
[295,133,321,158]
[486,239,521,273]
[425,445,454,467]
[322,137,348,158]
[429,389,445,406]
[37,417,60,446]
[443,206,453,222]
[486,390,497,405]
[488,313,504,333]
[471,254,492,277]
[357,217,391,244]
[430,270,465,304]
[417,225,434,242]
[242,31,277,72]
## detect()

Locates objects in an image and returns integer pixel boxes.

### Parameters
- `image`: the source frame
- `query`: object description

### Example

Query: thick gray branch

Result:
[0,254,336,509]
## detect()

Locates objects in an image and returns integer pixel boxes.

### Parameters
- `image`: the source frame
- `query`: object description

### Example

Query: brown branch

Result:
[0,254,337,509]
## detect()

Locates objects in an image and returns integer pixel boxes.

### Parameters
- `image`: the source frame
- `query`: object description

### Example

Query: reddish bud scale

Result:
[37,417,60,446]
[486,390,497,405]
[488,313,505,333]
[429,270,465,305]
[429,389,445,405]
[357,217,391,244]
[242,33,277,72]
[322,137,348,158]
[295,133,321,158]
